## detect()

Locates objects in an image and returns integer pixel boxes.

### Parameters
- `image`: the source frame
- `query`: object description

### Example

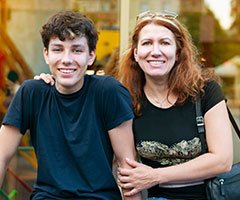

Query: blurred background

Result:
[0,0,240,199]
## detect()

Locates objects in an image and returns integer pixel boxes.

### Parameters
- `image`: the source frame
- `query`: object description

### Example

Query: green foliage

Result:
[179,13,201,48]
[180,8,240,68]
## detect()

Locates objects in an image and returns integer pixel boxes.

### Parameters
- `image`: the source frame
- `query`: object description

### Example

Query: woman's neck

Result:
[144,80,176,108]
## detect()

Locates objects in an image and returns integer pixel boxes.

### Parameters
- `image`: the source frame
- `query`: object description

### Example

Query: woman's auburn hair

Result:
[118,18,219,116]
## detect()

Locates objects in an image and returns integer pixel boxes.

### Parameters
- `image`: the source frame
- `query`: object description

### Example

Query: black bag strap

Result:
[195,96,240,151]
[195,96,208,153]
[226,106,240,140]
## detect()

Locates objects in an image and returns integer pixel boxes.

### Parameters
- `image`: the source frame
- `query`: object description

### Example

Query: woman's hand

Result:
[34,73,55,85]
[118,158,158,196]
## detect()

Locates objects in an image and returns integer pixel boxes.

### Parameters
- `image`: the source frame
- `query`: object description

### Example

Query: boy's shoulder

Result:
[86,74,120,87]
[20,79,51,92]
[87,74,120,84]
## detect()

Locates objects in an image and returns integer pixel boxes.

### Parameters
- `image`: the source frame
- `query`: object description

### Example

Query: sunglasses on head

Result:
[136,10,179,30]
[136,10,178,21]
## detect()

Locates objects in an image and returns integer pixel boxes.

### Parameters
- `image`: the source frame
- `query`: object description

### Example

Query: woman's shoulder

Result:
[204,80,221,91]
[202,80,225,113]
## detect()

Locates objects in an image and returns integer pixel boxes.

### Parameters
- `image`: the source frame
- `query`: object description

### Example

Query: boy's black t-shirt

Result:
[3,75,134,200]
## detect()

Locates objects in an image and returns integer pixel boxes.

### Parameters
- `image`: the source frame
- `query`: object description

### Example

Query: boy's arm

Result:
[108,119,141,200]
[0,125,23,186]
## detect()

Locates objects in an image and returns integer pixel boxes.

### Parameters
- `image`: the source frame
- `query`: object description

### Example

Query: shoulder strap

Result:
[227,106,240,139]
[196,96,240,145]
[195,97,205,134]
[195,96,208,153]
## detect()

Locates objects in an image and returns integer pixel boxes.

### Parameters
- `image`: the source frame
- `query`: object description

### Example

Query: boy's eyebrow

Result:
[49,44,85,48]
[72,44,85,48]
[49,43,62,47]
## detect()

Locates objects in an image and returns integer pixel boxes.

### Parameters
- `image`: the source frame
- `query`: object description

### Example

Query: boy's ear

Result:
[43,48,49,65]
[88,50,96,66]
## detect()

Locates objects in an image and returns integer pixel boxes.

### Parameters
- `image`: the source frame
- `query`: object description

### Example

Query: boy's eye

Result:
[73,49,83,53]
[52,48,62,52]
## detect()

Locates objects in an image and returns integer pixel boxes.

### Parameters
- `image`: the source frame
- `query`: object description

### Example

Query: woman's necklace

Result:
[148,94,168,107]
[145,89,169,108]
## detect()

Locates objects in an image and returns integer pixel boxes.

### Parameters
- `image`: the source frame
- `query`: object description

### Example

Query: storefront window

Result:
[0,0,240,198]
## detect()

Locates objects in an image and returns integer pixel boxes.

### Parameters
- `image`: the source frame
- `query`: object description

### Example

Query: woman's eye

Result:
[142,41,152,46]
[161,41,170,45]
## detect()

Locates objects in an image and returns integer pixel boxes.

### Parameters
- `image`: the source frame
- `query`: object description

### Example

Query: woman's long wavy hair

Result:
[118,17,219,116]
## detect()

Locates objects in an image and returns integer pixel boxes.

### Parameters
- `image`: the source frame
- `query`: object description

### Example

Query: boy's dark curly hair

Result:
[40,10,98,52]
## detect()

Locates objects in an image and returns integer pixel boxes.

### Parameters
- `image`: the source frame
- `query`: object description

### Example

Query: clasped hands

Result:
[118,158,157,196]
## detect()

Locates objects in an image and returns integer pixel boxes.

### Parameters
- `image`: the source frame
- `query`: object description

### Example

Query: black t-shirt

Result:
[133,80,225,199]
[3,75,134,200]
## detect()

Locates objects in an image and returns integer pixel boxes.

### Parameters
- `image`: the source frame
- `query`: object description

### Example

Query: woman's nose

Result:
[151,44,162,56]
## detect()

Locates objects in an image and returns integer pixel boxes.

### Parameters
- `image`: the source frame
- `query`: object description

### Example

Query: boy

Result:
[0,11,140,200]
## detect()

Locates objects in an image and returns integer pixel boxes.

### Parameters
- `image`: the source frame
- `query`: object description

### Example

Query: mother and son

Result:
[0,10,232,200]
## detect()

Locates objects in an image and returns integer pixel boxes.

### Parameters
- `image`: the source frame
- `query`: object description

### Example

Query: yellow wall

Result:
[96,29,120,62]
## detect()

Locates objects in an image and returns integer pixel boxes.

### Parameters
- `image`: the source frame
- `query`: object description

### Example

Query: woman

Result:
[117,10,233,200]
